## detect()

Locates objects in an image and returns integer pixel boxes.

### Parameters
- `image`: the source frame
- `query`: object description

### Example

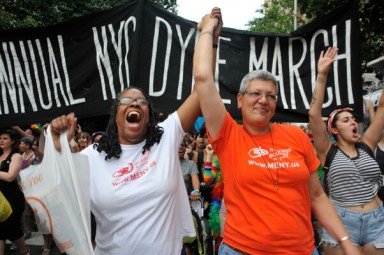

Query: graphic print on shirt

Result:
[249,147,269,158]
[248,147,300,169]
[112,163,134,178]
[111,151,157,187]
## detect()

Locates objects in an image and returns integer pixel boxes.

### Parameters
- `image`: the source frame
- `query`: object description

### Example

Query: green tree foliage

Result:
[0,0,177,30]
[247,0,383,70]
[247,0,352,33]
[247,0,299,33]
[156,0,177,13]
[355,0,384,68]
[300,0,383,68]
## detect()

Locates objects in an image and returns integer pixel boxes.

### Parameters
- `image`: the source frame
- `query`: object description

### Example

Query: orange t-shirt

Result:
[210,113,320,255]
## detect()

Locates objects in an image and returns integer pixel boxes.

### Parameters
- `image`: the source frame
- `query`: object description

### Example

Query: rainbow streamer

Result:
[207,156,223,237]
[30,123,41,129]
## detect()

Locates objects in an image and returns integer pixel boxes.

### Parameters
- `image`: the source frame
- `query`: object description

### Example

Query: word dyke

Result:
[0,1,361,126]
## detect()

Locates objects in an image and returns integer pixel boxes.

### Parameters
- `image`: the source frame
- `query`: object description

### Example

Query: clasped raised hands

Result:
[197,7,222,40]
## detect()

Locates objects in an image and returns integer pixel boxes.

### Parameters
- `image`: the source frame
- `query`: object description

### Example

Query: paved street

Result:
[5,232,63,255]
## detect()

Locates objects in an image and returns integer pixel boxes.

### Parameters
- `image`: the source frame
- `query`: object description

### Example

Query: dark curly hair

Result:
[95,87,164,160]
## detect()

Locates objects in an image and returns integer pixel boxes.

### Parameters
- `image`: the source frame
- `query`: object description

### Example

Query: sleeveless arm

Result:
[362,90,384,151]
[309,47,337,163]
[365,99,375,124]
[0,153,23,182]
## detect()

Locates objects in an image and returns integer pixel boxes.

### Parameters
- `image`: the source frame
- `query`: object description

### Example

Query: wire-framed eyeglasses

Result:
[241,90,278,101]
[118,97,149,106]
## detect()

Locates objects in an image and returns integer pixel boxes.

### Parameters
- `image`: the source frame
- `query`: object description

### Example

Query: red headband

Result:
[327,107,353,134]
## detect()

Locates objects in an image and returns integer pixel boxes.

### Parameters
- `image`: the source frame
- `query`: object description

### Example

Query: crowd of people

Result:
[1,7,384,255]
[0,123,109,255]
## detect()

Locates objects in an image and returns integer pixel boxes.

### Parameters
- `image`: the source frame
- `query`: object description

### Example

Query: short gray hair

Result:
[239,70,278,93]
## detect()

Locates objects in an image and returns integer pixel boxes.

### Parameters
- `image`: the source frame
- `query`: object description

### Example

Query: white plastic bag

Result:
[20,127,93,255]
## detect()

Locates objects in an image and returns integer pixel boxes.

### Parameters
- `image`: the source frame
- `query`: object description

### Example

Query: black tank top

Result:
[0,152,18,190]
[0,152,13,171]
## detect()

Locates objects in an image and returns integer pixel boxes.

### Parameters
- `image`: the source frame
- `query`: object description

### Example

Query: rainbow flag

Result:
[30,123,41,129]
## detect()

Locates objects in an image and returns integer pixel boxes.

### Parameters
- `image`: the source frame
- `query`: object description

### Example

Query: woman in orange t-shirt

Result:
[192,10,361,255]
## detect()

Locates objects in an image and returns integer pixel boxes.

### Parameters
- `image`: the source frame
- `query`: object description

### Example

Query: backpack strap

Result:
[322,144,338,195]
[355,142,374,158]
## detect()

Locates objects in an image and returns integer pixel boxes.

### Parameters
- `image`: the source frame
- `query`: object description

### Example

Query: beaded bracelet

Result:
[205,162,212,168]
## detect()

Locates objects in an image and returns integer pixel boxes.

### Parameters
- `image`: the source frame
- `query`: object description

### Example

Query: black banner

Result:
[0,0,361,127]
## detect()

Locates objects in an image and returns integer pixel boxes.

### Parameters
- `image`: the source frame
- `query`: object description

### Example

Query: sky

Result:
[177,0,265,30]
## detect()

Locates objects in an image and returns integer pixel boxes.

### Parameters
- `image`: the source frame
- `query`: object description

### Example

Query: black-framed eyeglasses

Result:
[241,90,278,101]
[118,97,149,106]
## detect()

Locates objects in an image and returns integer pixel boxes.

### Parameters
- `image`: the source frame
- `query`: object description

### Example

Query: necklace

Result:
[247,124,279,190]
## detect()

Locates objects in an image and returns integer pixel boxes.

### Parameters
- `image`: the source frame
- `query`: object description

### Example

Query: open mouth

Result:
[352,127,358,134]
[126,111,141,123]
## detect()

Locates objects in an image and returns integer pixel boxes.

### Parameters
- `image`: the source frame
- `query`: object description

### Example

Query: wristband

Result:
[191,189,200,195]
[205,162,212,167]
[338,236,350,244]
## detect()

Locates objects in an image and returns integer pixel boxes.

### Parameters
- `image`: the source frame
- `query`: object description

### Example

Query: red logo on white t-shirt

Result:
[112,163,134,178]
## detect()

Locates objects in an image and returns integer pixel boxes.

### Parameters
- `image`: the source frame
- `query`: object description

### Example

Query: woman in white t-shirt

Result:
[48,8,223,255]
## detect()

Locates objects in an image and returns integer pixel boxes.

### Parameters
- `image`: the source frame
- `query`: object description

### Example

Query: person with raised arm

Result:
[47,8,222,255]
[193,14,361,255]
[309,47,384,255]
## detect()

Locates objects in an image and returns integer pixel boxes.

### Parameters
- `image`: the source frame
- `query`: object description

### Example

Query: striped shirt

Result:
[328,146,383,207]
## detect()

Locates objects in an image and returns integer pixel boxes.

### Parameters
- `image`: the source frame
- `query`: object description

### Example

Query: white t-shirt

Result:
[82,112,195,255]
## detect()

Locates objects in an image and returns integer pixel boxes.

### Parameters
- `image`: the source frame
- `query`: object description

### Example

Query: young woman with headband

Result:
[309,47,384,254]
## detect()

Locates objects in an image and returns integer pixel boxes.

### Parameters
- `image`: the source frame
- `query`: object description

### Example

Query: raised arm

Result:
[203,144,217,184]
[309,47,338,162]
[362,90,384,150]
[193,8,226,139]
[177,8,222,133]
[365,99,375,124]
[10,126,34,138]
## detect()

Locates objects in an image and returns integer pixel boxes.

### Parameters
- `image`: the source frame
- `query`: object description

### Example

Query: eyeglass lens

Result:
[244,91,277,101]
[119,97,148,106]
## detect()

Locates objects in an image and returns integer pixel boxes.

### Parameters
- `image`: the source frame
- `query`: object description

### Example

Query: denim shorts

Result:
[321,204,384,248]
[218,241,319,255]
